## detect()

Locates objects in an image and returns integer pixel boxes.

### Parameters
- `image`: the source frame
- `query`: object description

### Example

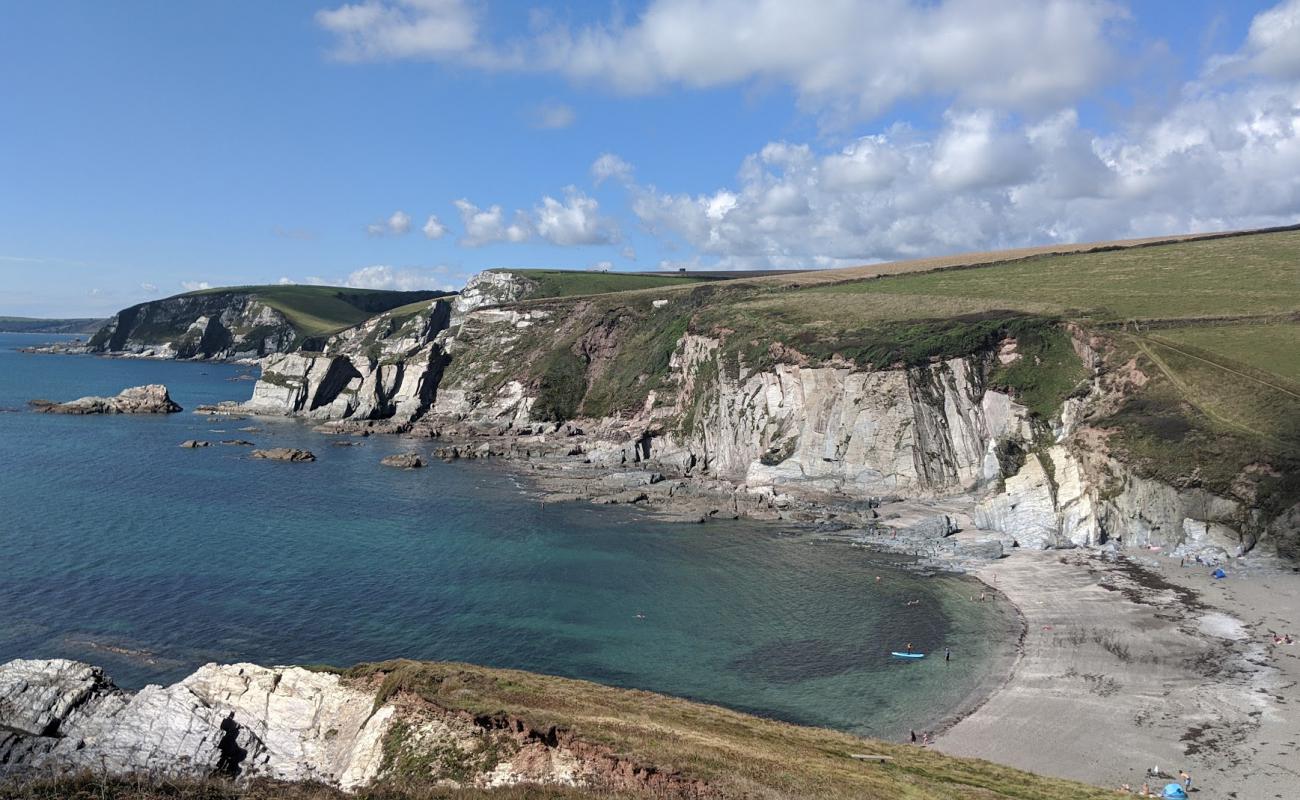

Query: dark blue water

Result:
[0,333,1017,737]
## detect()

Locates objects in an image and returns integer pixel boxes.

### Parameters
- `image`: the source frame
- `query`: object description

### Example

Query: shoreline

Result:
[937,548,1299,796]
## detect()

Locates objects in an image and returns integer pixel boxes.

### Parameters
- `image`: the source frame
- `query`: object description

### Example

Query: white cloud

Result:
[590,261,613,272]
[368,209,412,236]
[180,280,212,291]
[140,282,158,293]
[452,190,617,246]
[453,199,534,246]
[621,78,1300,267]
[315,0,480,62]
[534,188,619,245]
[530,102,576,129]
[621,245,637,261]
[342,264,455,291]
[422,214,447,239]
[592,153,634,185]
[319,0,1126,119]
[1211,0,1300,80]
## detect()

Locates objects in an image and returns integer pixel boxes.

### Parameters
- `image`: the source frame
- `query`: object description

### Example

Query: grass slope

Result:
[457,228,1299,522]
[500,270,710,300]
[181,285,449,337]
[364,660,1114,799]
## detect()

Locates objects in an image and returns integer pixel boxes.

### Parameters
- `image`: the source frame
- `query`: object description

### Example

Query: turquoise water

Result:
[0,333,1017,738]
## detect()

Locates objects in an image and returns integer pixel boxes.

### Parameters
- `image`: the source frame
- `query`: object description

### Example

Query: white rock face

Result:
[242,300,452,422]
[0,661,396,789]
[974,454,1060,549]
[452,270,537,321]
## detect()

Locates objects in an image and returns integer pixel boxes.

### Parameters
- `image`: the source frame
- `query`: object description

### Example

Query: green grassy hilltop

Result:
[447,228,1299,523]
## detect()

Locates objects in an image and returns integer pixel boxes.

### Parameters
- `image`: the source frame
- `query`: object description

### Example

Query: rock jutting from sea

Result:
[249,447,316,462]
[29,384,182,415]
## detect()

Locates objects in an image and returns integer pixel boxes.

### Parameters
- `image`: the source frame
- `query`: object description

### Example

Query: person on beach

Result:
[1180,769,1191,790]
[1140,782,1150,796]
[910,729,917,743]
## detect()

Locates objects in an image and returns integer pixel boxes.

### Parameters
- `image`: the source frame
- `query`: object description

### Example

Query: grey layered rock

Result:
[243,300,452,424]
[0,660,393,789]
[179,439,211,448]
[380,452,423,469]
[250,448,316,462]
[31,384,182,415]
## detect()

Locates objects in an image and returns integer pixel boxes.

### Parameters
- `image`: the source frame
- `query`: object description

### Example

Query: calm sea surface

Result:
[0,333,1017,737]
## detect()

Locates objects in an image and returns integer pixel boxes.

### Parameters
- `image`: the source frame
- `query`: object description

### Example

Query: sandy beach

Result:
[938,549,1300,797]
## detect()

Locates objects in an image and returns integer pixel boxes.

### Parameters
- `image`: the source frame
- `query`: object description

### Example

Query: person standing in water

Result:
[945,647,951,662]
[906,642,913,653]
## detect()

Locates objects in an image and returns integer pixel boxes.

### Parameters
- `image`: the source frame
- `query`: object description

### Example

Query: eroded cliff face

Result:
[243,300,452,423]
[238,272,1295,559]
[90,294,297,360]
[0,659,687,794]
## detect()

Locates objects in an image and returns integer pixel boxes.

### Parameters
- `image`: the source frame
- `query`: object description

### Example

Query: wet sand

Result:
[937,550,1299,797]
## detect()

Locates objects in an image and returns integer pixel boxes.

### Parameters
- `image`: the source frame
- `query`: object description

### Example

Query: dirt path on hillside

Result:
[937,551,1297,798]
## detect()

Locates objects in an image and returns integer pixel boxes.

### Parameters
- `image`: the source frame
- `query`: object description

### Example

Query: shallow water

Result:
[0,333,1017,737]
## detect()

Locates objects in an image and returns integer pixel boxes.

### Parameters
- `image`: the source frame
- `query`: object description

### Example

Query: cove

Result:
[0,334,1018,738]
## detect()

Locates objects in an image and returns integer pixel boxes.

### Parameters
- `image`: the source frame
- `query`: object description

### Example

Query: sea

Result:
[0,332,1018,738]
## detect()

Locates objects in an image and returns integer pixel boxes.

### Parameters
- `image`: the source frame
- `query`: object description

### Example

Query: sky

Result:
[2,0,1299,316]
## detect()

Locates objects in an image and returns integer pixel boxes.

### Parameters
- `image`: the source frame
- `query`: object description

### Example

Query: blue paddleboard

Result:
[891,651,925,659]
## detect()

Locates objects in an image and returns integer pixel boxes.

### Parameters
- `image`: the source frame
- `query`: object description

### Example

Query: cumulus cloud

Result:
[530,102,576,129]
[140,282,158,293]
[452,189,618,246]
[367,210,412,236]
[534,188,620,245]
[453,199,533,246]
[422,214,447,239]
[179,280,212,291]
[318,0,1125,120]
[316,0,480,62]
[1211,0,1300,80]
[342,264,456,291]
[592,153,634,185]
[622,78,1300,268]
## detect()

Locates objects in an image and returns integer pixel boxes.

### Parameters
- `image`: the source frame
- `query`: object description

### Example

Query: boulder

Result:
[380,453,423,469]
[250,448,316,462]
[179,440,211,448]
[220,439,255,446]
[30,384,181,415]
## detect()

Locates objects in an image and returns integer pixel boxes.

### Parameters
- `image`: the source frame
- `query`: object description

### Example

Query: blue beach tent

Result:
[1161,783,1188,799]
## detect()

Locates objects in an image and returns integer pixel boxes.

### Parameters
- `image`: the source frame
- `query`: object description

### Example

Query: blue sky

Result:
[2,0,1298,316]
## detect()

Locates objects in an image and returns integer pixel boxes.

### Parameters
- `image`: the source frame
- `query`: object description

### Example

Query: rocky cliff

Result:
[236,270,1298,561]
[0,658,1115,799]
[242,298,452,422]
[88,286,448,361]
[0,659,644,792]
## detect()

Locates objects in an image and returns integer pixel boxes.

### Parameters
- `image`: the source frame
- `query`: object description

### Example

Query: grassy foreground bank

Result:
[2,659,1114,800]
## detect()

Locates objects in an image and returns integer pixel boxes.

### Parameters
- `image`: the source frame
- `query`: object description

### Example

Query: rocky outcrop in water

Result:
[380,452,423,469]
[250,448,316,462]
[30,384,182,415]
